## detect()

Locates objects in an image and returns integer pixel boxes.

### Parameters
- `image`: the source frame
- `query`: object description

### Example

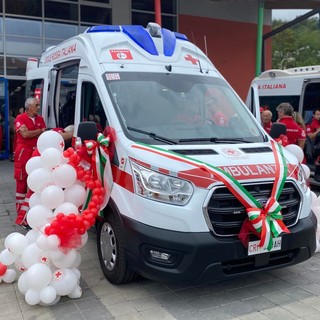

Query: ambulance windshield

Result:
[105,72,265,144]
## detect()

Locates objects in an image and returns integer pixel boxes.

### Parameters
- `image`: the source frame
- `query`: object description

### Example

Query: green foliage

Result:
[272,17,320,69]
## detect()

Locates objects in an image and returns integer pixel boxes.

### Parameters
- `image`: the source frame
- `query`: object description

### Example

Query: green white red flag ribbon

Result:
[131,139,290,251]
[84,133,113,213]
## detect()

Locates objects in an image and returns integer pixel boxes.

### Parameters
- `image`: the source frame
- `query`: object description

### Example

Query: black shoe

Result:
[19,223,31,231]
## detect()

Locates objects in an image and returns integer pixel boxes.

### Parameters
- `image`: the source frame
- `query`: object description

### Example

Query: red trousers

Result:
[14,145,34,220]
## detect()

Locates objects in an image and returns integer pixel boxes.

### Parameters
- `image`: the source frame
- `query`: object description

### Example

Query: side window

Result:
[81,81,107,133]
[25,78,44,114]
[57,64,79,128]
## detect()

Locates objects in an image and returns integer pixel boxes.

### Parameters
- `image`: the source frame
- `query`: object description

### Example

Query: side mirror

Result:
[269,123,287,139]
[77,121,98,141]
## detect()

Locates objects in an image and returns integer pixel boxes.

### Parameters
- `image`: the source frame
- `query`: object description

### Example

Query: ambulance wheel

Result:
[96,211,137,284]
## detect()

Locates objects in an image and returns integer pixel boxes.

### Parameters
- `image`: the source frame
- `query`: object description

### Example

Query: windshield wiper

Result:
[127,126,177,145]
[179,137,252,143]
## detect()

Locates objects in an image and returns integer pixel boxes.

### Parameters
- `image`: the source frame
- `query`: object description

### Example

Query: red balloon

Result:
[0,262,7,276]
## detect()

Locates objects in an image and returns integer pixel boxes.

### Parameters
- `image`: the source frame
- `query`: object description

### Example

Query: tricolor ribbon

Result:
[84,133,113,213]
[131,139,290,251]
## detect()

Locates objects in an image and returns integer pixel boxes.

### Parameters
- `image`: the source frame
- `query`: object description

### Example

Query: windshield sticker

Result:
[106,73,120,81]
[110,49,133,60]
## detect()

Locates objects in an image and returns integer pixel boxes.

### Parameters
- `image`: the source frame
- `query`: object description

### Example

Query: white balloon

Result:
[15,258,27,272]
[311,191,318,206]
[36,234,48,251]
[18,271,31,294]
[52,249,77,269]
[25,288,41,305]
[21,243,50,268]
[51,268,77,296]
[39,286,57,304]
[27,168,53,193]
[25,229,40,244]
[38,294,61,306]
[2,269,17,283]
[29,192,42,208]
[37,131,65,154]
[68,284,82,299]
[0,248,17,266]
[79,232,88,249]
[52,164,77,188]
[285,144,304,163]
[71,268,81,281]
[70,251,82,269]
[5,233,28,255]
[41,185,65,209]
[301,164,311,179]
[53,202,79,216]
[26,156,42,175]
[46,235,60,250]
[26,205,53,229]
[49,249,64,261]
[27,263,52,290]
[40,147,63,170]
[64,184,87,208]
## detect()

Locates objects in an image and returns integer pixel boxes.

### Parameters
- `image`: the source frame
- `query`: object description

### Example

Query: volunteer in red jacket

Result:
[261,109,273,134]
[306,108,320,140]
[276,102,306,149]
[14,97,46,224]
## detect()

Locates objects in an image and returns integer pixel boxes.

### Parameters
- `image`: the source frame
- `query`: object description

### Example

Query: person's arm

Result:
[18,126,45,139]
[297,139,306,150]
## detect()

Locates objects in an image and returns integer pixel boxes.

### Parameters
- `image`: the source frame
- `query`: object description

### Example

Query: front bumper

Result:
[122,210,317,284]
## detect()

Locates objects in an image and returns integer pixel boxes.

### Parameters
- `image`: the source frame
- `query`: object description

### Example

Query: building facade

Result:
[0,0,272,158]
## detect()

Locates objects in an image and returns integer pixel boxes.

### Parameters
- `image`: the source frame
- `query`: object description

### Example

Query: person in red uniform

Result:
[276,102,306,149]
[14,97,46,226]
[261,110,273,134]
[306,108,320,141]
[205,96,228,126]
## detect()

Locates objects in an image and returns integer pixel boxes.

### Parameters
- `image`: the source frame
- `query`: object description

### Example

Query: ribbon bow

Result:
[246,197,289,250]
[83,133,113,213]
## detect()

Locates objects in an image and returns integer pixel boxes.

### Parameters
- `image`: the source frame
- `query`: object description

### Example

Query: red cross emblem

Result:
[222,148,241,156]
[60,141,65,148]
[185,54,199,65]
[55,270,62,279]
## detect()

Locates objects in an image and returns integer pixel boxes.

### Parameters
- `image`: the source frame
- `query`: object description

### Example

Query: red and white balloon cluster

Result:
[0,130,106,306]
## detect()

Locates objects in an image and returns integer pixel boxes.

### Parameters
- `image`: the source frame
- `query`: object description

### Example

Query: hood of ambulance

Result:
[127,141,300,187]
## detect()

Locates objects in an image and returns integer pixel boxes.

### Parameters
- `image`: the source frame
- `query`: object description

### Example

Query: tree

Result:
[272,17,320,69]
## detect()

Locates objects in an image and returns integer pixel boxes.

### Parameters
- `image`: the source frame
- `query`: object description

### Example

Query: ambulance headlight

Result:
[130,161,193,205]
[297,164,308,192]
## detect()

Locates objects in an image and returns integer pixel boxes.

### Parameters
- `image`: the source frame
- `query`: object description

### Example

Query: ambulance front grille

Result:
[206,181,301,237]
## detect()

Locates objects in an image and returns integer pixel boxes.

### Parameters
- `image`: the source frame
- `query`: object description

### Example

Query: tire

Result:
[96,209,137,284]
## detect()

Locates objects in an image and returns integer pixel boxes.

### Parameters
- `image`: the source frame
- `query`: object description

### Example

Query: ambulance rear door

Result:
[245,81,261,125]
[26,66,56,127]
[300,77,320,124]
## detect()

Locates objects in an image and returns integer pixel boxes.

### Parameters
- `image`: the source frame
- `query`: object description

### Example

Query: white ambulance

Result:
[26,23,316,284]
[246,66,320,124]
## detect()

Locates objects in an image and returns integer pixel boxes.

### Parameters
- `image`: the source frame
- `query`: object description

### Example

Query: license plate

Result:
[248,237,282,256]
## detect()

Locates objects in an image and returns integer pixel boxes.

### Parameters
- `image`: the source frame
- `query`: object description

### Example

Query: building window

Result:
[83,0,110,3]
[132,0,177,30]
[132,0,176,14]
[5,0,42,17]
[6,57,27,76]
[45,1,78,21]
[5,19,41,56]
[80,5,111,24]
[0,56,4,75]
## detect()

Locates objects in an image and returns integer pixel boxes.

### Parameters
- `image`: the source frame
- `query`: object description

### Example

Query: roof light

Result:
[146,22,162,38]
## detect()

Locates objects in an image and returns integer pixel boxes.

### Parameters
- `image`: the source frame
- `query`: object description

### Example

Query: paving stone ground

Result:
[1,158,320,320]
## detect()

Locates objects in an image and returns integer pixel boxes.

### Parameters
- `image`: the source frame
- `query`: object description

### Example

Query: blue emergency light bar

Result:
[86,24,189,57]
